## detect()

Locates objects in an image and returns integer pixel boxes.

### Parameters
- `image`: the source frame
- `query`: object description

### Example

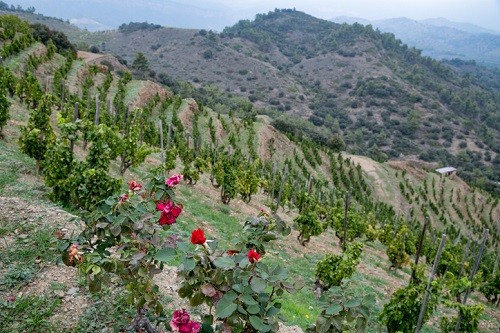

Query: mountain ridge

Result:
[331,15,500,67]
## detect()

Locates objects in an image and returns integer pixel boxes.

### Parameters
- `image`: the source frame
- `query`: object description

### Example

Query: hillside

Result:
[1,13,500,333]
[332,16,500,68]
[6,9,500,196]
[29,9,499,196]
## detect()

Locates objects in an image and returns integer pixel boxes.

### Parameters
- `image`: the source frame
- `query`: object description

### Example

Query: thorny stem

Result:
[124,307,157,333]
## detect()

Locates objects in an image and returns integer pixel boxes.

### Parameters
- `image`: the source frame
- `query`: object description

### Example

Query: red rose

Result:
[248,249,260,263]
[191,228,206,245]
[156,200,183,225]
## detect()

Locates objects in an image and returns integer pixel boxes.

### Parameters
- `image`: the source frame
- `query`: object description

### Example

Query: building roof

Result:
[436,167,457,174]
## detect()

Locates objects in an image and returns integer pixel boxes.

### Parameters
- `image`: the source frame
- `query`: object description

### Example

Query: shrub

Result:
[315,241,364,288]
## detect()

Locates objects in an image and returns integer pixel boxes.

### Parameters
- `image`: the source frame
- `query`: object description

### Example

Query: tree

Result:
[0,88,10,138]
[119,108,153,175]
[131,52,150,72]
[18,95,55,174]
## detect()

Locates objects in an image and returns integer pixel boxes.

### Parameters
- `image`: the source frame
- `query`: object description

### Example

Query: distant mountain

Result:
[421,17,499,35]
[332,16,500,67]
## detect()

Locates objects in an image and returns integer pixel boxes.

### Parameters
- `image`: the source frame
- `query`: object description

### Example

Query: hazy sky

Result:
[9,0,500,32]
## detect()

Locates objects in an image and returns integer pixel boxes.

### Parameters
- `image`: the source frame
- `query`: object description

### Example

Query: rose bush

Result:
[63,172,300,333]
[174,211,301,333]
[62,173,185,332]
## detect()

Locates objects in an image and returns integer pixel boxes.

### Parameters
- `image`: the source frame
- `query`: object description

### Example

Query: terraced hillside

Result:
[1,14,499,333]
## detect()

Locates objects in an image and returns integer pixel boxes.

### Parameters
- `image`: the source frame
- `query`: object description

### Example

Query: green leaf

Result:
[356,317,367,332]
[251,277,266,293]
[232,284,244,293]
[92,265,101,275]
[329,286,342,297]
[325,303,343,315]
[202,314,214,326]
[201,323,214,333]
[214,256,235,269]
[278,314,288,322]
[137,297,146,309]
[265,306,281,317]
[361,294,375,307]
[359,305,370,318]
[155,247,177,262]
[317,316,333,333]
[190,291,205,306]
[183,257,196,272]
[109,224,121,237]
[126,293,134,304]
[293,278,306,291]
[154,190,164,201]
[177,241,190,252]
[178,283,194,298]
[247,304,260,314]
[215,292,238,318]
[258,293,270,303]
[249,316,264,331]
[345,298,361,308]
[89,277,101,293]
[240,294,257,305]
[268,266,288,282]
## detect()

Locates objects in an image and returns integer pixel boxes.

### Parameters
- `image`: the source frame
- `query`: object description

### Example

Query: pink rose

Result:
[170,309,200,333]
[165,174,183,187]
[127,180,142,192]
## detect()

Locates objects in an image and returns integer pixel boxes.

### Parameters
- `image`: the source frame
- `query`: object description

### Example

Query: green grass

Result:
[0,222,61,291]
[0,294,61,333]
[169,180,244,247]
[4,42,44,72]
[72,289,137,333]
[123,80,145,106]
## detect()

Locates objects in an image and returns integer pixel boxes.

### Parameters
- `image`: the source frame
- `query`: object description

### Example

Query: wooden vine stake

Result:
[268,163,275,201]
[94,95,100,126]
[457,230,473,279]
[342,191,350,251]
[415,233,447,333]
[308,175,313,196]
[158,120,165,170]
[70,102,79,152]
[167,123,172,150]
[395,208,412,271]
[454,229,489,333]
[60,80,64,107]
[273,164,288,214]
[411,216,429,284]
